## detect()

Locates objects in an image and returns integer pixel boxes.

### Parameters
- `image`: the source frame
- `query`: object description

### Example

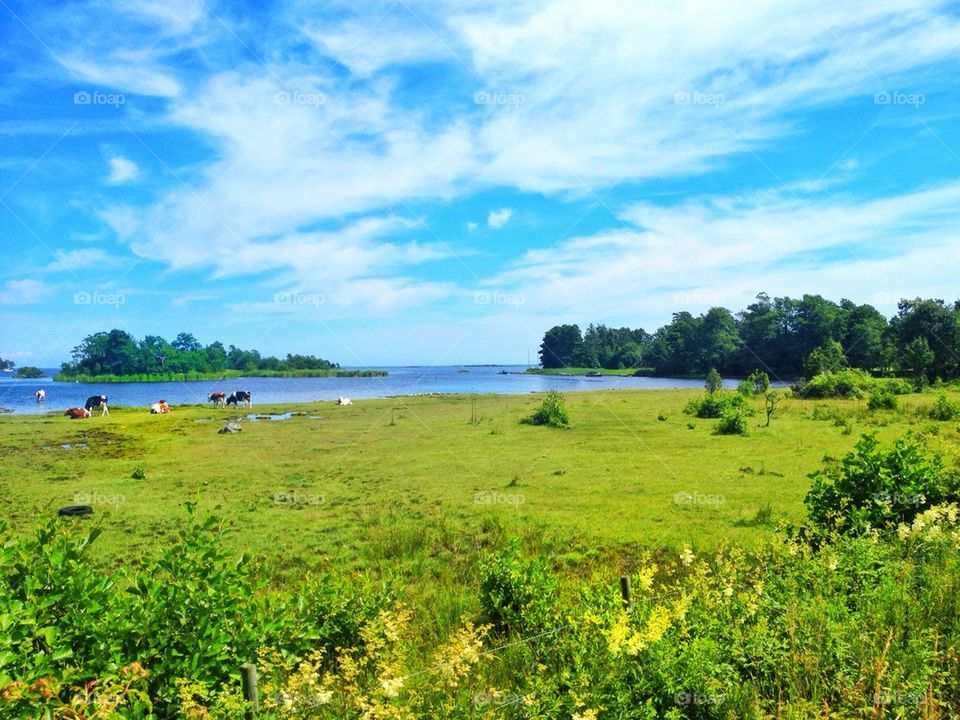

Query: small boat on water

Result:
[585,371,603,377]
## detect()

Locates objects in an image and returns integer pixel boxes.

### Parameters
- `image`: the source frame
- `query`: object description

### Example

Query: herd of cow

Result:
[38,389,353,418]
[40,389,254,419]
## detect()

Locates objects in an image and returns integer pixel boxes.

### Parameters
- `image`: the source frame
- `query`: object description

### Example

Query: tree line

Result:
[59,330,339,377]
[538,294,960,381]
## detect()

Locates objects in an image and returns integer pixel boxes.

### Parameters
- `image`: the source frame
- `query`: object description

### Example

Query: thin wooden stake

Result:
[619,575,632,609]
[241,663,259,719]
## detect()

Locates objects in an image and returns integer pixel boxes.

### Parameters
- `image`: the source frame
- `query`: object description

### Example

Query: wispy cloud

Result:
[487,208,512,229]
[107,155,140,184]
[0,279,54,305]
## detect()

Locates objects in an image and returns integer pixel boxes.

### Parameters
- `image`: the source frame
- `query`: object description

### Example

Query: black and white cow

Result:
[84,394,109,416]
[36,389,45,402]
[226,390,252,407]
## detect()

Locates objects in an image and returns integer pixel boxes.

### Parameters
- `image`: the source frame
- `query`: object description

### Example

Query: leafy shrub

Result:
[685,391,752,419]
[478,541,558,633]
[867,390,898,410]
[0,510,381,717]
[522,390,569,428]
[878,377,913,395]
[715,408,749,435]
[805,433,958,534]
[796,368,874,399]
[929,393,959,421]
[704,368,722,394]
[737,369,770,396]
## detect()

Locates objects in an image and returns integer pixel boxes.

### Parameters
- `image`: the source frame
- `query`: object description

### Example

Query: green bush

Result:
[715,408,749,435]
[685,391,752,419]
[805,433,958,535]
[796,368,874,399]
[523,390,569,427]
[0,510,380,717]
[867,390,898,410]
[930,393,959,421]
[478,541,558,633]
[878,377,913,395]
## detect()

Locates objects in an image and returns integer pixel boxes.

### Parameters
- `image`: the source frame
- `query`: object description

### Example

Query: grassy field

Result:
[0,388,948,579]
[4,388,960,717]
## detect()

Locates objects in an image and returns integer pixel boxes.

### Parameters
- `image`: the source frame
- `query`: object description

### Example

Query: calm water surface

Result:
[0,366,744,415]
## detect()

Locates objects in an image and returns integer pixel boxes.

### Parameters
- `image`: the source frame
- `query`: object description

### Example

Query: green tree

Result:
[538,325,583,368]
[803,340,848,378]
[902,337,935,386]
[705,368,722,394]
[172,332,201,353]
[891,299,959,381]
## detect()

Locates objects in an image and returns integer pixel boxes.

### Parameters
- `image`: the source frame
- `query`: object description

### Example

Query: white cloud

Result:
[0,279,54,305]
[487,208,512,229]
[485,182,960,327]
[64,0,960,321]
[45,248,129,273]
[107,156,140,184]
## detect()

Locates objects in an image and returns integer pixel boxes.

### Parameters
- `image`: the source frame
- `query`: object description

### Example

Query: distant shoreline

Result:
[51,369,388,383]
[525,367,653,377]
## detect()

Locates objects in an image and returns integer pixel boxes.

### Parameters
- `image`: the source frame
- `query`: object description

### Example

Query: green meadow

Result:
[0,389,947,573]
[3,388,960,718]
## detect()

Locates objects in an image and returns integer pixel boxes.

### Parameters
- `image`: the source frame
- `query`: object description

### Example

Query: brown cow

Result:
[64,407,91,419]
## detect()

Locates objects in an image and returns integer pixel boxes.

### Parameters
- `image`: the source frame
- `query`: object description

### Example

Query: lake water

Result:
[0,366,744,415]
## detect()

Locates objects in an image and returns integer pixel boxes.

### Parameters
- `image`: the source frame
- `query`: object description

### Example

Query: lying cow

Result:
[84,395,109,416]
[64,407,91,419]
[208,391,226,406]
[36,389,45,402]
[226,390,252,407]
[336,396,353,406]
[150,400,171,414]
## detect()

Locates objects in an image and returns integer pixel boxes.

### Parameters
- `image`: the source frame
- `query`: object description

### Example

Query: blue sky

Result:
[2,0,960,367]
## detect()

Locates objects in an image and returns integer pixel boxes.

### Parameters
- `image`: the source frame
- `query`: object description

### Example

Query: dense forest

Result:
[539,294,960,381]
[58,330,339,377]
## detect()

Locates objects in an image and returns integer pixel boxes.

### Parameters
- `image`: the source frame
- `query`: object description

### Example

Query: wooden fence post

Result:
[241,662,259,719]
[619,575,632,609]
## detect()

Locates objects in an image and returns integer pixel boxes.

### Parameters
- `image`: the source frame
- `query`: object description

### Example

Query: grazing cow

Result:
[150,399,171,414]
[64,407,91,419]
[84,394,109,416]
[336,396,353,406]
[208,391,226,407]
[36,389,45,402]
[226,390,252,407]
